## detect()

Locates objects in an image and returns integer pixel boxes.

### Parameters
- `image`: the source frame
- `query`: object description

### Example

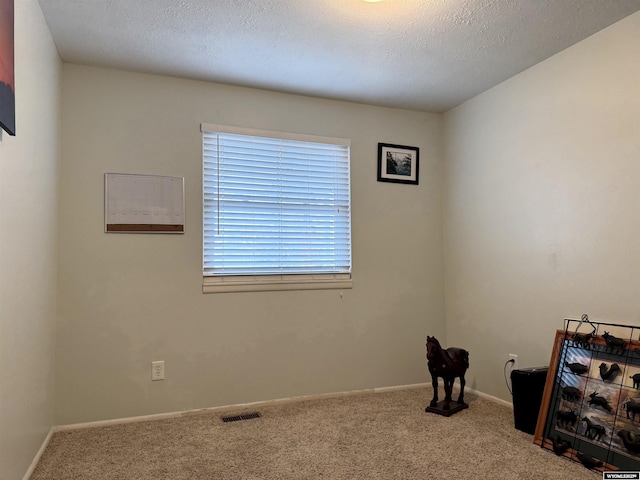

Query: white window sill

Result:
[203,273,352,294]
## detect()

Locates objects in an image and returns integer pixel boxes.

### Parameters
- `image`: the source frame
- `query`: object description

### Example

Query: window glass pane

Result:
[203,128,351,278]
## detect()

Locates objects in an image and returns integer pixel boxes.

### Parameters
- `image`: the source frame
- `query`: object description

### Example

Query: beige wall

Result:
[443,12,640,401]
[0,1,60,479]
[55,65,445,424]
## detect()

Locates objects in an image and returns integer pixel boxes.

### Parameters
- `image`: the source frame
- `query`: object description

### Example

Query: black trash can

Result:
[511,366,548,434]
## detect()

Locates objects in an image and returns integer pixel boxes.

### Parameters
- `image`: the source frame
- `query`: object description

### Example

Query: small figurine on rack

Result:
[564,361,589,375]
[624,398,640,421]
[588,391,613,412]
[552,436,571,455]
[599,362,621,381]
[576,452,603,470]
[617,430,640,454]
[602,332,627,355]
[581,416,606,441]
[572,315,597,349]
[555,409,578,430]
[561,385,581,402]
[571,314,596,349]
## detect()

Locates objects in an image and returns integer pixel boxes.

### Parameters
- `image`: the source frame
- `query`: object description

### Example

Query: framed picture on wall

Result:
[377,143,419,185]
[0,0,15,136]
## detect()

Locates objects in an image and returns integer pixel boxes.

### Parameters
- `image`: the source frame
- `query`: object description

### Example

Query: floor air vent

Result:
[221,412,262,423]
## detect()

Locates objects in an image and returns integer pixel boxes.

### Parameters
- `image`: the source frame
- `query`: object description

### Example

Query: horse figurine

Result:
[425,336,470,414]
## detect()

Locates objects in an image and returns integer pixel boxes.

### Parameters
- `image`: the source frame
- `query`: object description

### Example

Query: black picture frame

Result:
[377,143,419,185]
[0,0,15,136]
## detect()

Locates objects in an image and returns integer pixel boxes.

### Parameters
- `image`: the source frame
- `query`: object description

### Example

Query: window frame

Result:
[201,123,353,294]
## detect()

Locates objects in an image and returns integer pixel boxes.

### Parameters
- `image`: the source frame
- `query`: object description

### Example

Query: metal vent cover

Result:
[221,411,262,423]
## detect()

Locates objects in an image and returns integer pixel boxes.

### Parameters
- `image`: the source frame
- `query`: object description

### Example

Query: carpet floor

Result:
[31,386,599,479]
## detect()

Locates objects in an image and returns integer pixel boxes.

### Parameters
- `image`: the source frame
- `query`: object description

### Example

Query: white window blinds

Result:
[202,125,352,280]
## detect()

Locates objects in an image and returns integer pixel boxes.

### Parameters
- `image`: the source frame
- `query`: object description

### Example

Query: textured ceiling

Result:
[38,0,640,112]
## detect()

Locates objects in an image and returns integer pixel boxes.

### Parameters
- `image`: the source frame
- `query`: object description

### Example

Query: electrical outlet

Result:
[509,354,519,371]
[151,361,165,381]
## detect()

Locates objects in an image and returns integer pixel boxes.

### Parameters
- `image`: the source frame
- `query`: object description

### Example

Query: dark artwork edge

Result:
[0,80,15,135]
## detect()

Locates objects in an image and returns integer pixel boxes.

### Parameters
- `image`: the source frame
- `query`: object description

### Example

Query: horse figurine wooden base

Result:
[425,336,470,417]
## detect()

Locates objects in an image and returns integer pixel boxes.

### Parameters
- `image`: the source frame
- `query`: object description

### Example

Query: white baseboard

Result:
[373,382,429,393]
[53,382,510,433]
[375,383,514,409]
[23,428,54,480]
[466,386,513,409]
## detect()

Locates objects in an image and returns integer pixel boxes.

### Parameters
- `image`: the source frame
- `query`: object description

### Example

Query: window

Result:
[202,124,352,293]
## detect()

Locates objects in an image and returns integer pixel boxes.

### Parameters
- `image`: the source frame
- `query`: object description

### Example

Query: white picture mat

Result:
[105,173,184,231]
